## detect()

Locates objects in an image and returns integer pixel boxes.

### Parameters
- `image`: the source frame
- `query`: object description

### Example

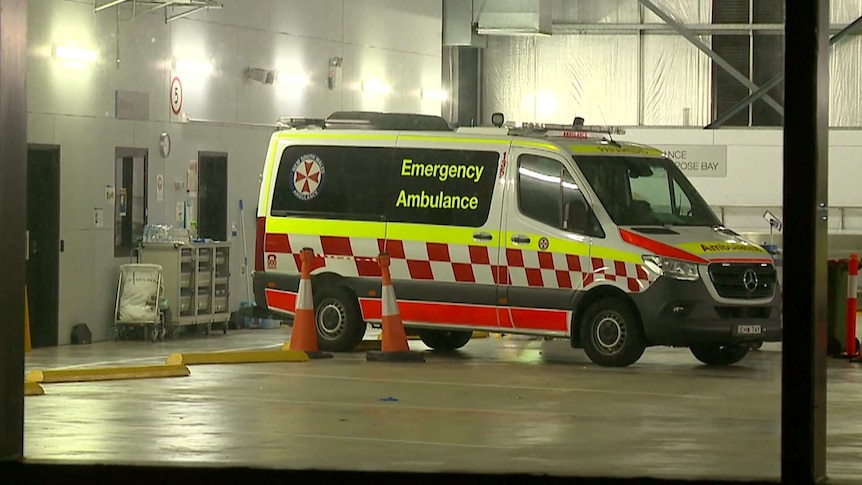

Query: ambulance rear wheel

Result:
[580,297,646,367]
[417,329,472,352]
[314,285,366,352]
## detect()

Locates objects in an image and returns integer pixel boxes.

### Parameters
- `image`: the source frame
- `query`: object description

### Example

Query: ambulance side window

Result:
[270,145,391,221]
[517,154,594,234]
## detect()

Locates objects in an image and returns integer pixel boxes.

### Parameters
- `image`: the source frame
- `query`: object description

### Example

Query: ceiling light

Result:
[421,88,448,101]
[53,44,97,63]
[174,58,213,76]
[361,79,390,95]
[277,71,310,87]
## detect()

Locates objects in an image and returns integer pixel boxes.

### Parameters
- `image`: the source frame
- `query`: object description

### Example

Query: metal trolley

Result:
[113,263,166,342]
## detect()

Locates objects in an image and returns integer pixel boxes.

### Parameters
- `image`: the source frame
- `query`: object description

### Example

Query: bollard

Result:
[847,253,859,358]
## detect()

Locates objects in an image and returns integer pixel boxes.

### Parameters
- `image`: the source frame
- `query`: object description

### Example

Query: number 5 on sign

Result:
[170,76,183,116]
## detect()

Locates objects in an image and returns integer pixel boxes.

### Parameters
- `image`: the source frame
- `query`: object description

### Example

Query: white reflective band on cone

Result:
[849,274,858,299]
[297,279,314,310]
[381,284,399,317]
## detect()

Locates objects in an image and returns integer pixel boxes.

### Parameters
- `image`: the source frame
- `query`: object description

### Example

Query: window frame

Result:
[514,152,603,238]
[269,144,500,228]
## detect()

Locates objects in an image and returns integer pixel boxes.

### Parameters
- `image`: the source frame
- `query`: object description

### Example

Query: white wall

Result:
[27,0,443,344]
[618,128,862,232]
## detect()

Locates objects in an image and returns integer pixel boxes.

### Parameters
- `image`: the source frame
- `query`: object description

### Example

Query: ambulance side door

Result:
[499,147,601,335]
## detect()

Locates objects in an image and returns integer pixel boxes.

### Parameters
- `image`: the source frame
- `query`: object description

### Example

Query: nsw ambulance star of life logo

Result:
[291,154,326,201]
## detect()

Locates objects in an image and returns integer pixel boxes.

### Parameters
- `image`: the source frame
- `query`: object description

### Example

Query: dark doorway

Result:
[114,148,148,258]
[26,145,61,348]
[197,152,228,241]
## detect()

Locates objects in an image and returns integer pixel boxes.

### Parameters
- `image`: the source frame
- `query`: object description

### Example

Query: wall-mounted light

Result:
[421,88,448,101]
[52,44,97,67]
[361,79,390,95]
[277,71,310,88]
[174,58,213,76]
[245,67,277,84]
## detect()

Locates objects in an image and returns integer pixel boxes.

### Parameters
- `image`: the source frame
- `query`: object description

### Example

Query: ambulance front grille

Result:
[708,263,777,300]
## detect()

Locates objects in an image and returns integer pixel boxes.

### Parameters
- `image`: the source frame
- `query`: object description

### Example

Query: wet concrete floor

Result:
[21,328,862,482]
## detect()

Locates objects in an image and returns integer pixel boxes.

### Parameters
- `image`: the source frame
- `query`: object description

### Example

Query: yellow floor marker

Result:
[166,350,308,365]
[25,364,191,384]
[24,382,44,396]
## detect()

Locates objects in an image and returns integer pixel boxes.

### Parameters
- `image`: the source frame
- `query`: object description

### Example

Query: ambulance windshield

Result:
[574,155,720,227]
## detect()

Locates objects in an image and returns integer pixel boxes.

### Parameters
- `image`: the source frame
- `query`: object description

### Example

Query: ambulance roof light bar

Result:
[276,116,327,130]
[489,112,625,138]
[505,121,626,137]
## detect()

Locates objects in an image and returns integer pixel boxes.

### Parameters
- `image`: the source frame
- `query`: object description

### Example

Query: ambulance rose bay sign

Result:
[291,154,325,200]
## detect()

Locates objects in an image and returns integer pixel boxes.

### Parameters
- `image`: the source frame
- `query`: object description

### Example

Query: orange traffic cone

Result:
[289,248,332,359]
[366,253,425,363]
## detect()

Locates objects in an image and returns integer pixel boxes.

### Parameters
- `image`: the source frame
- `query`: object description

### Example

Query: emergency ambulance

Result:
[253,111,782,367]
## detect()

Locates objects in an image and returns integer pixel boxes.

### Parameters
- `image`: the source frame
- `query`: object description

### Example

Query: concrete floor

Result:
[20,327,862,483]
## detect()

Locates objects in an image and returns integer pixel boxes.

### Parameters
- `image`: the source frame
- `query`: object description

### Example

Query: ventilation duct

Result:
[475,0,553,36]
[443,0,487,47]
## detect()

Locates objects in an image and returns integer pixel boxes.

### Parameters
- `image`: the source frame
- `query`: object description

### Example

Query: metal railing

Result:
[714,204,862,231]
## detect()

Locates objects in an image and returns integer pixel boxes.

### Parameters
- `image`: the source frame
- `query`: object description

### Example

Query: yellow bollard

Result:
[24,286,31,353]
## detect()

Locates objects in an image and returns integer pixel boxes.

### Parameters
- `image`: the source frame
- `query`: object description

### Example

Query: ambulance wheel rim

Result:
[317,300,346,339]
[593,312,626,355]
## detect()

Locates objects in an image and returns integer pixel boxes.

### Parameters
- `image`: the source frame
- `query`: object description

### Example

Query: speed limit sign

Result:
[170,76,183,115]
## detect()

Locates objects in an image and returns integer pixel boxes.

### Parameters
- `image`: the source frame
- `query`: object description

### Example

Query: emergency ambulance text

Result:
[400,159,485,183]
[395,190,479,210]
[699,242,764,253]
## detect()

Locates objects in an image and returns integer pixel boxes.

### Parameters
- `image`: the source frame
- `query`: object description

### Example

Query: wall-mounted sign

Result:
[156,174,164,202]
[170,76,183,115]
[94,207,104,228]
[117,188,127,217]
[187,160,198,198]
[655,144,728,178]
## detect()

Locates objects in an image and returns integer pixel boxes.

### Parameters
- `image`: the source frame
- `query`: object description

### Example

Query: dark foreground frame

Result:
[0,0,831,483]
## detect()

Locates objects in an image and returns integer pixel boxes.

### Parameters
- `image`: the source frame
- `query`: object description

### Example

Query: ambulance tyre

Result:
[417,329,472,352]
[313,285,366,352]
[580,297,646,367]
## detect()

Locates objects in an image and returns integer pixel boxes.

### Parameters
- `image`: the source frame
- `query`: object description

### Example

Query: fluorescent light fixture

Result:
[174,58,213,76]
[361,79,390,95]
[53,44,97,63]
[421,88,448,101]
[277,71,310,87]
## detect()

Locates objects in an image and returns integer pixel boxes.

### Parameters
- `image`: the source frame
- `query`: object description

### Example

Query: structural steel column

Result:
[782,0,829,482]
[0,0,28,462]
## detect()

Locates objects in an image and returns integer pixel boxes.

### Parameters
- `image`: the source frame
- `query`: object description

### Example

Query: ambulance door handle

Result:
[511,235,531,244]
[473,232,493,241]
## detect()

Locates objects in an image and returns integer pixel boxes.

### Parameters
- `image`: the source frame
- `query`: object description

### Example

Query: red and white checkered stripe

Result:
[264,233,655,292]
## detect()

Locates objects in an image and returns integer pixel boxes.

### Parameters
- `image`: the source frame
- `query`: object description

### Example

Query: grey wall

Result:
[27,0,443,344]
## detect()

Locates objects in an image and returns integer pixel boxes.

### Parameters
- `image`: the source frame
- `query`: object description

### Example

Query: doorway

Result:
[197,152,228,241]
[27,145,61,348]
[114,148,148,258]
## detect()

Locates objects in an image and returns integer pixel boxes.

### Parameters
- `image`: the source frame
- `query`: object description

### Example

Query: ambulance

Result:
[253,111,782,367]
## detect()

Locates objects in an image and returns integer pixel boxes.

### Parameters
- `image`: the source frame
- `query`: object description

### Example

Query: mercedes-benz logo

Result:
[742,269,759,292]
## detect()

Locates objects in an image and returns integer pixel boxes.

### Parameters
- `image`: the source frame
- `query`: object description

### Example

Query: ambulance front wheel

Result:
[314,285,366,352]
[580,297,646,367]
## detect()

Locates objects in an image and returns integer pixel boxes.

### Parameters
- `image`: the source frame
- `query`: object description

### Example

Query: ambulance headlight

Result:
[642,255,700,281]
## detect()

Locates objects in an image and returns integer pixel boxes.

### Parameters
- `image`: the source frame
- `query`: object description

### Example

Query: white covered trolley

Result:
[114,263,166,342]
